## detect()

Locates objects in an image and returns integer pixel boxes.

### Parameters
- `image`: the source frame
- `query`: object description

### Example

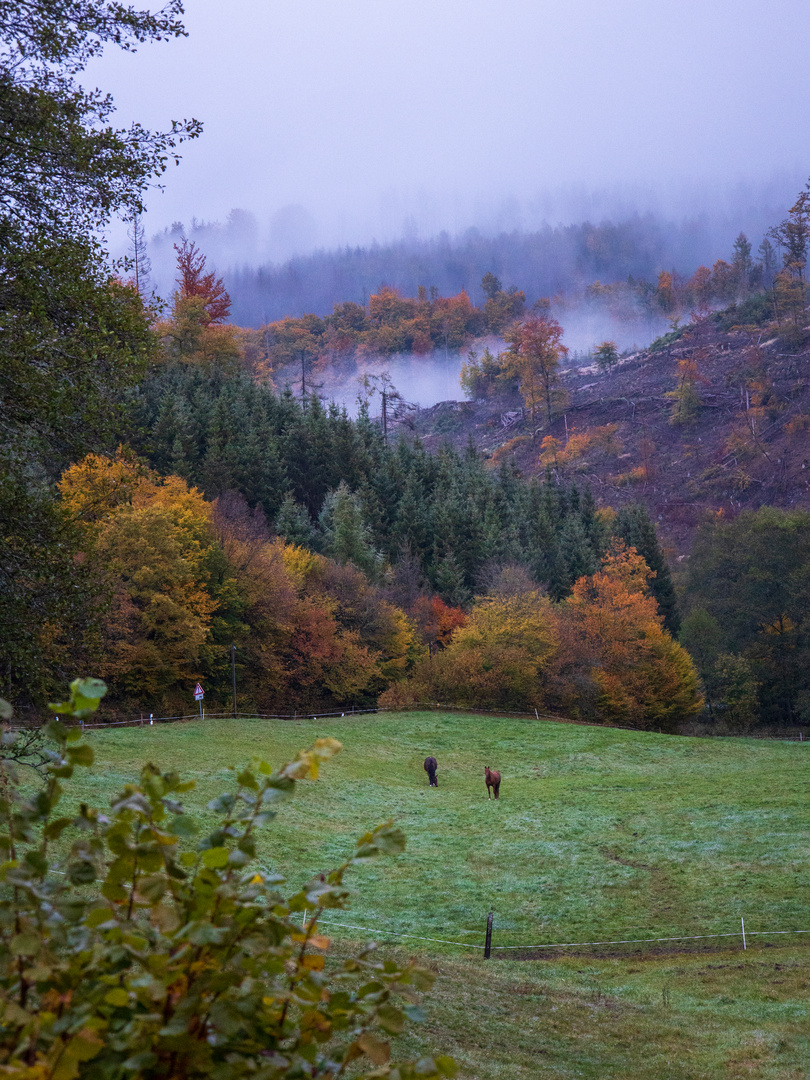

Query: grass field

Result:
[66,711,810,1078]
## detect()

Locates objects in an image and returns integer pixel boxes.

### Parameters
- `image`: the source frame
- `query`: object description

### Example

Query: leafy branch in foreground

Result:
[0,680,454,1080]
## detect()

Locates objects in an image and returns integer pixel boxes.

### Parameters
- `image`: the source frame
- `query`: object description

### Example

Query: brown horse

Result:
[484,766,501,799]
[424,756,438,787]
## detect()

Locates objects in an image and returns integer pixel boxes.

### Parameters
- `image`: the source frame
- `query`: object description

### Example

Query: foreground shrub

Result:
[0,680,454,1080]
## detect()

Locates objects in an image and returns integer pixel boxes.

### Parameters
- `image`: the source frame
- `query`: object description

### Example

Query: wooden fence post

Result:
[484,911,493,959]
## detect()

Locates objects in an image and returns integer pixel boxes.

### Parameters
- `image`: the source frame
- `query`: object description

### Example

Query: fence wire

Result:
[314,914,810,955]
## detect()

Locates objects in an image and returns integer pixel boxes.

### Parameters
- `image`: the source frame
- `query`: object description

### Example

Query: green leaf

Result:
[138,874,167,902]
[377,1004,405,1034]
[48,678,107,720]
[0,699,12,720]
[85,906,115,928]
[69,677,108,715]
[187,922,226,945]
[403,1004,426,1023]
[44,817,73,840]
[237,768,258,790]
[101,879,128,903]
[23,850,48,876]
[435,1057,458,1077]
[373,827,406,856]
[201,847,229,869]
[10,933,40,956]
[104,987,130,1007]
[68,860,96,885]
[67,744,94,767]
[122,1053,158,1071]
[208,793,236,813]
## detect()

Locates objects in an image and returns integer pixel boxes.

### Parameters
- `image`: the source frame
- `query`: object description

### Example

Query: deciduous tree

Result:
[503,316,568,424]
[555,543,702,730]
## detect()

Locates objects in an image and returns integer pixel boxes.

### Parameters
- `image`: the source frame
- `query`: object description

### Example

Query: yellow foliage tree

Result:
[59,453,220,701]
[381,590,557,711]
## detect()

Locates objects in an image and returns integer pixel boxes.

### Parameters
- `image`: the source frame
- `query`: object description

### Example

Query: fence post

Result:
[741,917,746,950]
[484,911,493,959]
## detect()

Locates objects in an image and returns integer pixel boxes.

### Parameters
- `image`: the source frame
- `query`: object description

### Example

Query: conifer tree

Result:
[275,494,318,550]
[615,504,680,634]
[319,481,382,578]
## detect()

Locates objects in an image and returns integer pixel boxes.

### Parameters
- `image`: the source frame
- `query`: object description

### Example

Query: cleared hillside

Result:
[415,315,810,556]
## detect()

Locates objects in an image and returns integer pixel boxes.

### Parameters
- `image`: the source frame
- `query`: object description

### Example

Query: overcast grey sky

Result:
[89,0,810,255]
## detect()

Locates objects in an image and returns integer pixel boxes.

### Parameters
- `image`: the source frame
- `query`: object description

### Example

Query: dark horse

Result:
[484,766,501,799]
[424,756,438,787]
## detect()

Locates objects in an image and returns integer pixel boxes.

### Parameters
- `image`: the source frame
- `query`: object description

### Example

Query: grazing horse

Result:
[484,766,501,799]
[424,756,438,787]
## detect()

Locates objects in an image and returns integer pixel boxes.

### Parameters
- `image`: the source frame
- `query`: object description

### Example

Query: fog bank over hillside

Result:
[139,175,798,318]
[279,303,669,418]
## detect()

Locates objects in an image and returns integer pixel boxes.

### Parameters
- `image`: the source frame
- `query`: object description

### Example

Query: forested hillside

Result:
[146,210,780,329]
[3,24,809,734]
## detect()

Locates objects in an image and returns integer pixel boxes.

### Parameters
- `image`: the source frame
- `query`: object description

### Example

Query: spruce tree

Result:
[615,503,680,634]
[275,494,318,550]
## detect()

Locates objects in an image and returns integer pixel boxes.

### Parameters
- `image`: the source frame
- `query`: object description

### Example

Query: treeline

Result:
[45,437,699,728]
[229,231,776,382]
[131,362,679,623]
[221,214,769,327]
[681,509,810,729]
[254,275,525,371]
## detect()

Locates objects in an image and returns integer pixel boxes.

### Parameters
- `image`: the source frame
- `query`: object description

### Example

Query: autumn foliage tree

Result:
[58,453,223,701]
[551,543,702,730]
[381,590,556,711]
[503,316,568,424]
[158,240,240,363]
[174,238,231,323]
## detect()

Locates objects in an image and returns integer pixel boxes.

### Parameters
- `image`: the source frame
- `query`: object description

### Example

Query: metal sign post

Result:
[194,682,204,719]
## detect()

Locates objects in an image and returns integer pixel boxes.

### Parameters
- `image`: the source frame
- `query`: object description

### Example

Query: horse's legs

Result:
[494,783,500,799]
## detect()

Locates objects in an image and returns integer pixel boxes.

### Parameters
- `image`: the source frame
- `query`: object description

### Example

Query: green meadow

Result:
[66,711,810,1078]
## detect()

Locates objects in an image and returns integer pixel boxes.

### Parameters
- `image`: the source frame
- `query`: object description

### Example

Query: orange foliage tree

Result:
[410,595,467,652]
[552,543,702,730]
[503,316,568,424]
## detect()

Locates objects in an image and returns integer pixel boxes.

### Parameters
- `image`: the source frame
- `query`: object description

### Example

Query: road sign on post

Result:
[194,683,204,719]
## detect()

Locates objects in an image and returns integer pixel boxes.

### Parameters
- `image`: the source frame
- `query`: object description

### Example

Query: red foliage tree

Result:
[174,238,231,324]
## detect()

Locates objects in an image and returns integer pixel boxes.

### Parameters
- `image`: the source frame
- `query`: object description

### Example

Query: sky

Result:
[88,0,810,259]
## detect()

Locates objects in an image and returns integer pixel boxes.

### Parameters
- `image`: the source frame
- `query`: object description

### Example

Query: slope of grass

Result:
[64,711,810,1077]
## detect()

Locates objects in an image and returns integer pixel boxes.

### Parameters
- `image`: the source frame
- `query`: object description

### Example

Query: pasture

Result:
[68,711,810,1077]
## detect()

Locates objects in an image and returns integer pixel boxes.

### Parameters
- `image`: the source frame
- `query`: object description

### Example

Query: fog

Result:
[87,0,810,259]
[80,0,810,407]
[281,350,478,419]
